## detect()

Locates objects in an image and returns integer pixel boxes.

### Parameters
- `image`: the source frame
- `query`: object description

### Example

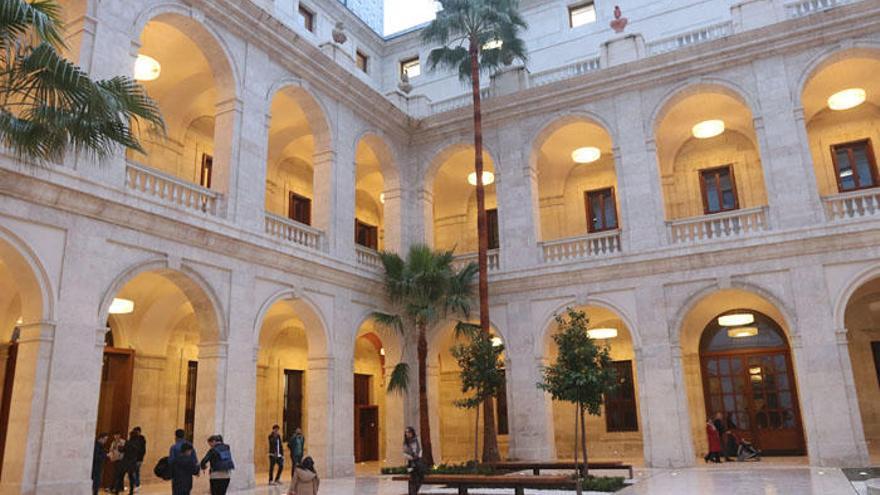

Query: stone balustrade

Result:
[355,245,382,270]
[430,87,491,114]
[539,230,622,263]
[125,161,220,216]
[529,57,601,88]
[646,21,733,55]
[265,213,324,251]
[452,249,500,272]
[667,206,769,244]
[823,189,880,221]
[785,0,856,17]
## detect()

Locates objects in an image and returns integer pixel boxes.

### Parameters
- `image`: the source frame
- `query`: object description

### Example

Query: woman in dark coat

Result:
[171,443,200,495]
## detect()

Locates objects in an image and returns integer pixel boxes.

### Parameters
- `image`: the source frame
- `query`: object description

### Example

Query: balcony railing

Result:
[823,188,880,221]
[540,230,622,264]
[647,22,733,55]
[667,206,769,244]
[431,87,491,114]
[529,57,601,88]
[356,245,383,270]
[125,161,220,216]
[452,249,500,272]
[785,0,856,18]
[265,213,323,250]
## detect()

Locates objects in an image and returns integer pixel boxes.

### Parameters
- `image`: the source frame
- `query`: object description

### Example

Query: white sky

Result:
[384,0,438,36]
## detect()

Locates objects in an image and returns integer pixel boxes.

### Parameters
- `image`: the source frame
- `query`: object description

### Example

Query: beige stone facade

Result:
[0,0,879,494]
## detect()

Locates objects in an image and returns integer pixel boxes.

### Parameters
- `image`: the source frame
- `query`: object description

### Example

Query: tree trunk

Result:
[474,405,480,468]
[574,403,582,495]
[469,36,500,465]
[580,406,589,479]
[418,325,434,466]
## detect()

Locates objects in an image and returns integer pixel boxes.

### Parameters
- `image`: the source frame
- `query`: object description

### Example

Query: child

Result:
[171,443,200,495]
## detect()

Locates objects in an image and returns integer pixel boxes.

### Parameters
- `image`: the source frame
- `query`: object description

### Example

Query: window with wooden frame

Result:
[283,369,304,439]
[486,208,500,250]
[199,153,213,189]
[400,56,421,79]
[831,139,878,193]
[699,165,739,214]
[184,361,198,442]
[356,50,369,73]
[288,192,312,225]
[496,371,509,435]
[568,2,597,28]
[872,342,880,392]
[605,360,638,432]
[355,219,378,250]
[298,4,315,32]
[584,188,619,233]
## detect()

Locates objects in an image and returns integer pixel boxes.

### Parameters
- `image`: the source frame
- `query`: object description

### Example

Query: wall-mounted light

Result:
[379,347,385,356]
[379,193,385,204]
[491,336,503,347]
[571,147,601,164]
[587,328,618,340]
[134,54,161,82]
[692,119,725,139]
[727,326,758,338]
[467,171,495,186]
[718,313,754,327]
[109,298,135,315]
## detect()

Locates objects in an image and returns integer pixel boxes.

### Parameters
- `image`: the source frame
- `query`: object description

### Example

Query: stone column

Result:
[219,342,259,491]
[129,354,167,472]
[417,188,434,247]
[381,187,404,254]
[751,57,824,229]
[383,365,406,466]
[305,357,332,477]
[507,356,555,460]
[312,151,337,254]
[213,98,245,221]
[194,342,228,449]
[426,363,442,461]
[228,93,272,233]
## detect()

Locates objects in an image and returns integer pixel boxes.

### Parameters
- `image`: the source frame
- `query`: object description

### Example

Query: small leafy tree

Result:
[538,308,616,494]
[450,322,506,466]
[372,244,477,466]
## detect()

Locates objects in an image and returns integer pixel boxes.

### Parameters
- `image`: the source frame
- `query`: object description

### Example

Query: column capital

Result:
[16,320,56,344]
[198,341,229,359]
[313,149,336,164]
[833,327,850,345]
[307,356,335,370]
[216,97,243,116]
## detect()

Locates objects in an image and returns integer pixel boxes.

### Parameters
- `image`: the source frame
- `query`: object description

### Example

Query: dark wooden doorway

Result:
[0,340,18,481]
[354,373,379,462]
[95,348,134,488]
[284,370,304,439]
[700,311,805,455]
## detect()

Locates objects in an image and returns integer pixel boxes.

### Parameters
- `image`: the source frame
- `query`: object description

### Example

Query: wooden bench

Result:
[392,474,575,495]
[485,460,634,479]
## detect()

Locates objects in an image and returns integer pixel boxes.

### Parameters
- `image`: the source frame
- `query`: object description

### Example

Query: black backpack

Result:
[153,456,172,481]
[212,444,235,472]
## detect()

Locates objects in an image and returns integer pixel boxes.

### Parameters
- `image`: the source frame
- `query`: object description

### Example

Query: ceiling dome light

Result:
[717,313,754,327]
[827,88,866,111]
[692,119,725,139]
[134,54,161,81]
[491,336,503,347]
[571,147,602,164]
[587,328,618,340]
[108,298,135,315]
[467,171,495,186]
[727,326,758,338]
[379,192,385,204]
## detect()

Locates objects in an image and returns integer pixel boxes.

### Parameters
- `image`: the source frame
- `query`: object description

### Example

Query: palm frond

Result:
[371,311,404,337]
[0,0,64,49]
[453,321,481,340]
[387,362,410,394]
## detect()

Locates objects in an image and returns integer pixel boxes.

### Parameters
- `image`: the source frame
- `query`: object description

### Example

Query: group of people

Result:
[91,427,146,495]
[267,425,320,495]
[705,412,761,463]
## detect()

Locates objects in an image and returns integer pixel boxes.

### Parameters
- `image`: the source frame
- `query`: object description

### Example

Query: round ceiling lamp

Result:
[379,193,385,204]
[717,313,754,327]
[108,298,135,315]
[727,326,758,338]
[571,147,601,164]
[587,328,618,340]
[467,171,495,186]
[134,54,161,82]
[827,88,866,111]
[692,119,725,139]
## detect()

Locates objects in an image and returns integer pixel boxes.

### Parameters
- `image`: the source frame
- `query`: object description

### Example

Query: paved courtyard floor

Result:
[135,462,867,494]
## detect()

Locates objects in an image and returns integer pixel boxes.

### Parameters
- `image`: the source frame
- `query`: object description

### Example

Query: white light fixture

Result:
[718,313,754,327]
[467,171,495,186]
[379,347,385,356]
[748,366,762,375]
[133,55,161,82]
[827,88,866,111]
[491,336,503,347]
[571,147,601,164]
[587,328,618,340]
[727,326,758,338]
[15,317,23,325]
[483,39,503,50]
[379,193,385,204]
[108,298,135,315]
[692,119,725,139]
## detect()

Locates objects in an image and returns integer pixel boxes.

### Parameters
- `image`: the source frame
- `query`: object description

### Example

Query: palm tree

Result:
[422,0,527,463]
[0,0,163,162]
[372,244,477,467]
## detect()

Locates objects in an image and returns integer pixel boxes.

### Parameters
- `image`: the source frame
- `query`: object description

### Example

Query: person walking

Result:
[287,428,305,476]
[128,427,146,490]
[286,456,319,495]
[268,425,284,485]
[114,429,139,494]
[200,434,234,495]
[402,427,424,495]
[712,412,728,462]
[704,418,722,463]
[92,433,109,495]
[169,429,197,463]
[170,443,200,495]
[108,433,126,493]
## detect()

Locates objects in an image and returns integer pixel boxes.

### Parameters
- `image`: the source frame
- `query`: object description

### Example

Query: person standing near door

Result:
[92,433,109,495]
[287,428,305,475]
[170,429,197,463]
[108,433,126,492]
[128,426,146,490]
[170,443,200,495]
[200,434,234,495]
[114,429,139,495]
[267,425,284,485]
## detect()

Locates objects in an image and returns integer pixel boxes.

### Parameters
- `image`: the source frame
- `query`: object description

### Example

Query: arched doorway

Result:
[699,310,805,454]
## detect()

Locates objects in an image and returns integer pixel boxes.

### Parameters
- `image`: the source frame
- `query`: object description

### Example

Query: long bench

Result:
[392,474,575,495]
[485,460,634,479]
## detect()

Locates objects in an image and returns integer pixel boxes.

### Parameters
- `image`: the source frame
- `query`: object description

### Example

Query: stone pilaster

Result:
[213,98,245,221]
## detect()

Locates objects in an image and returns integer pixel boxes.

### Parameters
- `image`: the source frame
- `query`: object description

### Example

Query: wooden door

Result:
[0,341,18,480]
[356,406,379,462]
[284,370,304,439]
[95,348,134,487]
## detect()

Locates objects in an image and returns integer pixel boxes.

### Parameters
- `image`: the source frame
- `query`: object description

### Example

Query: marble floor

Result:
[132,463,865,494]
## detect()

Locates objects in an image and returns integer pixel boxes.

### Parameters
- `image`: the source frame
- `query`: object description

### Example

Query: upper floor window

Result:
[199,153,213,189]
[700,165,738,214]
[355,219,378,250]
[298,4,315,33]
[289,192,312,225]
[605,360,638,432]
[487,208,499,250]
[831,139,878,193]
[356,50,369,73]
[569,2,597,28]
[400,56,421,79]
[584,188,618,232]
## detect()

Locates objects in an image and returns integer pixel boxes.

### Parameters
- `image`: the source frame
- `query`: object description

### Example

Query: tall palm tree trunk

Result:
[469,39,500,463]
[418,325,434,466]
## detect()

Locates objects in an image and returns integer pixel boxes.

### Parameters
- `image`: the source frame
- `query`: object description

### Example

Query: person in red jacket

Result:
[704,418,722,463]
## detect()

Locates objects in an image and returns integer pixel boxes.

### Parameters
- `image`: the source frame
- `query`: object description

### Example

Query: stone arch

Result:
[0,227,53,324]
[527,110,619,167]
[353,131,400,186]
[252,288,330,359]
[833,264,880,331]
[266,79,334,155]
[424,141,502,190]
[794,43,880,103]
[649,78,761,136]
[536,297,641,357]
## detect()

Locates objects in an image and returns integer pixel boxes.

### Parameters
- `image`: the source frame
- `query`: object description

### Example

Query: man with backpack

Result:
[267,425,284,485]
[200,434,234,495]
[169,429,197,463]
[287,428,305,476]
